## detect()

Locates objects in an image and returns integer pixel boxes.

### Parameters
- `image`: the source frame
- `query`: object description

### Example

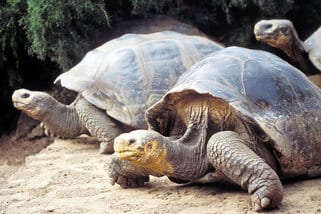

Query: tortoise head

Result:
[12,89,57,121]
[254,19,298,50]
[114,129,174,175]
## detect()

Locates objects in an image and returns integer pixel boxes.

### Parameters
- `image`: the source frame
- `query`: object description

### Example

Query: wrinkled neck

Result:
[283,34,317,75]
[41,100,87,138]
[162,106,210,181]
[163,136,209,181]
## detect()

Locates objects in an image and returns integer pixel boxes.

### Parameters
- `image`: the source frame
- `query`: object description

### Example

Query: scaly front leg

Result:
[108,154,151,188]
[75,97,124,154]
[206,131,283,211]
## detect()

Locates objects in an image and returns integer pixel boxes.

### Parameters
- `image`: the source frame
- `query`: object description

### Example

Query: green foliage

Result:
[0,0,25,61]
[0,0,26,94]
[20,0,110,70]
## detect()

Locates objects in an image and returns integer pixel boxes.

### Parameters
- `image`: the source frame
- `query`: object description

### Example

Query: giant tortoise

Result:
[12,31,222,154]
[109,46,321,211]
[254,19,321,75]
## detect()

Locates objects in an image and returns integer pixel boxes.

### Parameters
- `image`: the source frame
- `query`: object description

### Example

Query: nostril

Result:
[21,93,30,99]
[128,139,136,145]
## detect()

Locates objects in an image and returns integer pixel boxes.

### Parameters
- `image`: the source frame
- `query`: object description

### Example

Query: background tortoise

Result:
[109,47,321,211]
[12,31,222,154]
[9,15,215,142]
[254,19,321,76]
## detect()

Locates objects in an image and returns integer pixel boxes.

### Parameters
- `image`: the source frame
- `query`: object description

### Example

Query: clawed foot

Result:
[99,142,114,154]
[251,185,283,211]
[109,172,149,188]
[40,122,57,137]
[108,155,150,188]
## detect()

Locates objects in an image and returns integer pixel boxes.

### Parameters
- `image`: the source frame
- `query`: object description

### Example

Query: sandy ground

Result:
[0,135,321,214]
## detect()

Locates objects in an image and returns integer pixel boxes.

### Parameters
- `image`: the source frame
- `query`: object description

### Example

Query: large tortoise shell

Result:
[147,47,321,175]
[55,31,223,128]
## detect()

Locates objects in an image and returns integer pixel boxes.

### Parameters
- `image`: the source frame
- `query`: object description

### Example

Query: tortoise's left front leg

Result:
[76,97,124,154]
[108,154,152,188]
[207,131,283,212]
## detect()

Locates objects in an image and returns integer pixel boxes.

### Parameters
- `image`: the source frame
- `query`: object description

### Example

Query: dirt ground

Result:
[1,134,321,214]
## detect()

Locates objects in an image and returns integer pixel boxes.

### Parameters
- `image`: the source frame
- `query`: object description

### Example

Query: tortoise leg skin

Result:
[207,131,283,212]
[108,154,151,188]
[307,165,321,177]
[76,98,123,154]
[193,170,232,184]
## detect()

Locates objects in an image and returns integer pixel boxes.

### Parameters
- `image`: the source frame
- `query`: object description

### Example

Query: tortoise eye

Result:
[145,142,154,151]
[128,139,136,145]
[147,144,153,150]
[21,93,30,99]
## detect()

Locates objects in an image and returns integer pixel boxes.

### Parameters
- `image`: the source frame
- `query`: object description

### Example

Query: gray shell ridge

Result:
[146,46,321,175]
[55,31,223,128]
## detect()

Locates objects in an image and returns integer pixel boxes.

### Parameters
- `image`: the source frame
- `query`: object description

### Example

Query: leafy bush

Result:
[20,0,110,70]
[0,0,25,61]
